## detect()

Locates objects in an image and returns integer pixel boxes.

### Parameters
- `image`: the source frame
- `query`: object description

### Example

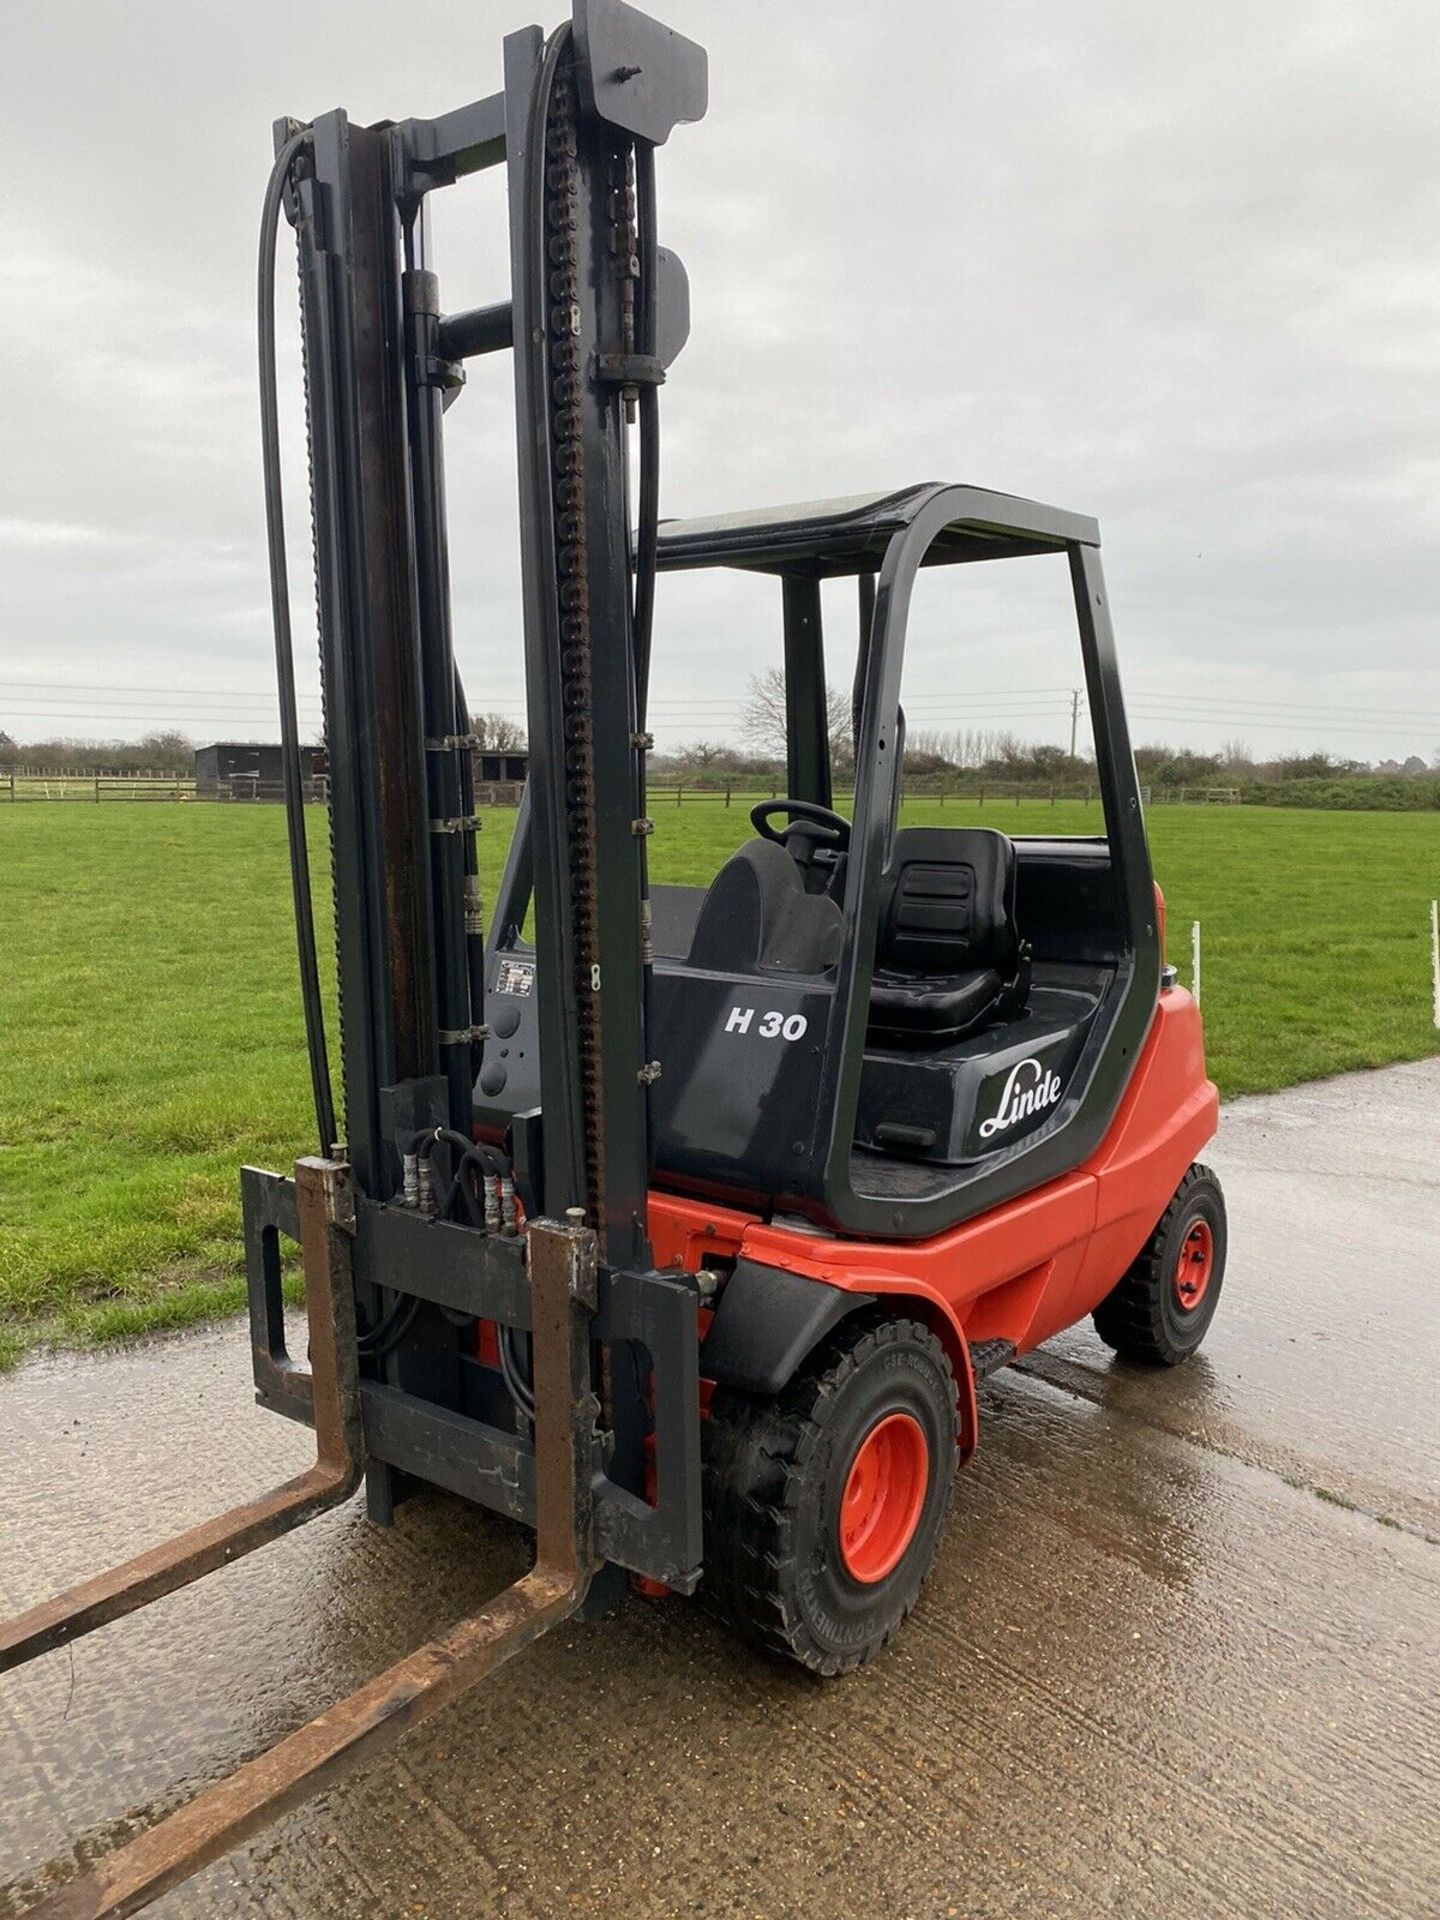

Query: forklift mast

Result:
[289,3,703,1256]
[272,0,709,1541]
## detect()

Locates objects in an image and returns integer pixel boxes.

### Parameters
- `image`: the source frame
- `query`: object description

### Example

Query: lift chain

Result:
[545,70,609,1227]
[615,142,641,422]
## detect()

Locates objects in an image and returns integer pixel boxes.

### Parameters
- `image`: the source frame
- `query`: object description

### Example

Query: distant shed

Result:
[476,749,529,784]
[472,747,528,802]
[194,742,330,799]
[193,741,520,803]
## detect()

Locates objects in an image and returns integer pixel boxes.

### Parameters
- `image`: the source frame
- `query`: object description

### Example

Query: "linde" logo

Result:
[977,1057,1063,1139]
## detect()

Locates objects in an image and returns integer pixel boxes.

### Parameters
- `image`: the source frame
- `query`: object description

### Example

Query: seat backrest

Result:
[876,827,1019,977]
[688,838,843,974]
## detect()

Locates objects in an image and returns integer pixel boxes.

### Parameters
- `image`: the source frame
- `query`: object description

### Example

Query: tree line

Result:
[5,684,1437,807]
[0,714,525,775]
[655,675,1440,793]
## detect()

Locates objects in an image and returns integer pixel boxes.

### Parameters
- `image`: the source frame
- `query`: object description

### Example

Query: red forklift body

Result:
[651,979,1217,1457]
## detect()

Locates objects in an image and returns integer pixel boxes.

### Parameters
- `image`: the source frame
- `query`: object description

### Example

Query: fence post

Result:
[940,788,945,808]
[95,774,101,804]
[724,783,731,808]
[978,789,984,808]
[676,784,683,807]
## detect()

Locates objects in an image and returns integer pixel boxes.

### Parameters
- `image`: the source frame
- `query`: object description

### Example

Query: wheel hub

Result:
[838,1411,929,1584]
[1173,1217,1215,1312]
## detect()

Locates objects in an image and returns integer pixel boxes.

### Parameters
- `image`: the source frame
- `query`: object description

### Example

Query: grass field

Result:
[2,800,1437,1366]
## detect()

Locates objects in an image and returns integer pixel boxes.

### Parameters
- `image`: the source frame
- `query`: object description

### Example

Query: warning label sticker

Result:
[495,957,536,998]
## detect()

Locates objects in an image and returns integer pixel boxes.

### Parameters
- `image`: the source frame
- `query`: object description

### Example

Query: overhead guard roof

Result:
[654,482,1100,577]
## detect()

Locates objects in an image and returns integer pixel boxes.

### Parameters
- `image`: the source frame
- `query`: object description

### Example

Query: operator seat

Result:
[868,827,1029,1043]
[687,838,843,974]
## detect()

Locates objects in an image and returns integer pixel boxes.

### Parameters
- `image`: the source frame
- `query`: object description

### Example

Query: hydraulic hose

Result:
[452,667,488,1081]
[403,1126,511,1222]
[499,1323,536,1418]
[357,1291,421,1359]
[632,142,661,1138]
[362,1129,514,1355]
[632,141,660,723]
[407,1124,509,1171]
[259,131,337,1156]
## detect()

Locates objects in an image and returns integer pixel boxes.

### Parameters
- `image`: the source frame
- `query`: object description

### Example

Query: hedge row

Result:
[1240,778,1440,811]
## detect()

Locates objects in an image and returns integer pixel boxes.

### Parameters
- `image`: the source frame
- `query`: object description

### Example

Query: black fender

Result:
[701,1257,875,1396]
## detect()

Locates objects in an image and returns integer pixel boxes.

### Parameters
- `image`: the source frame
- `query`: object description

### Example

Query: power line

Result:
[0,696,1076,721]
[4,678,1436,721]
[6,677,1435,748]
[0,679,1079,707]
[1128,689,1440,721]
[1126,710,1435,741]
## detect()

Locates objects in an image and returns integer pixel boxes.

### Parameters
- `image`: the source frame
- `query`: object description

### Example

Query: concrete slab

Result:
[2,1060,1437,1919]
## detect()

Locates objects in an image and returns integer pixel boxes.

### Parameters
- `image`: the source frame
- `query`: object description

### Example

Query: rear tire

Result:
[1092,1162,1227,1365]
[702,1312,957,1676]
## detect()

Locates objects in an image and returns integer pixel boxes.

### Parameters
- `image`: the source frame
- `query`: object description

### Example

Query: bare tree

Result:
[474,712,526,751]
[903,726,1036,771]
[1218,738,1254,774]
[740,668,851,762]
[904,727,956,768]
[136,730,194,772]
[679,740,728,768]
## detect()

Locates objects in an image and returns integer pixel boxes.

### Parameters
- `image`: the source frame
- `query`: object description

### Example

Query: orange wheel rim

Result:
[1173,1218,1215,1312]
[838,1411,929,1584]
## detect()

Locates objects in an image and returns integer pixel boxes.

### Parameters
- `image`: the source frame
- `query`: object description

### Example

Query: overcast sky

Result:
[1,0,1436,762]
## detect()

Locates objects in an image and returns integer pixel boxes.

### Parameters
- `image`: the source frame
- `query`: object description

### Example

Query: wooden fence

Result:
[1,773,195,802]
[4,772,1182,810]
[647,782,1129,809]
[0,773,334,804]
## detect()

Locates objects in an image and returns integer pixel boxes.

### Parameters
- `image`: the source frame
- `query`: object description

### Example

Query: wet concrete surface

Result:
[2,1060,1437,1919]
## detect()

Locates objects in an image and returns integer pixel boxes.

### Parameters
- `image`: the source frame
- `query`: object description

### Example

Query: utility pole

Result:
[1069,688,1081,759]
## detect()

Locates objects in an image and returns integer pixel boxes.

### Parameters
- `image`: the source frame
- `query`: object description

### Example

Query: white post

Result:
[1191,920,1202,1008]
[1430,901,1439,1030]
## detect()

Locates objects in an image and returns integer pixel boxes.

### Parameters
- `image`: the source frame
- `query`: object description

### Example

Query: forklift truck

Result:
[0,3,1225,1910]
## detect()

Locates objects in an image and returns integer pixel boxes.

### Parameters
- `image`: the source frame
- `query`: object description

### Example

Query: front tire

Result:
[702,1313,957,1676]
[1093,1162,1227,1365]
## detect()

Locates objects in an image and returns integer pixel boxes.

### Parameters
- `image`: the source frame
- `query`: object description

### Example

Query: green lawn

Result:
[1,800,1436,1365]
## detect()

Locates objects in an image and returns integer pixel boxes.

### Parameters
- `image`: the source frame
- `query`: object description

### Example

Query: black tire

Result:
[1092,1162,1227,1365]
[702,1312,957,1676]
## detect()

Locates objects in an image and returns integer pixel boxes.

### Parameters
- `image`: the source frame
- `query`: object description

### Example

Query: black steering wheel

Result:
[750,798,852,854]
